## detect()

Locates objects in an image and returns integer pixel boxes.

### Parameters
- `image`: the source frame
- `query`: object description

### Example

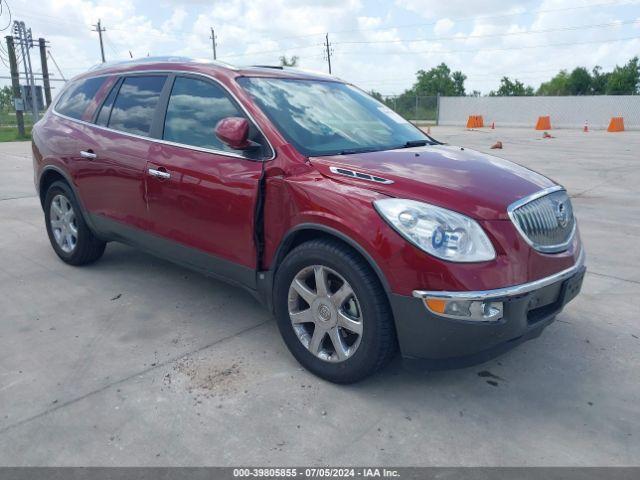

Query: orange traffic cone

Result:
[490,141,502,149]
[583,121,589,133]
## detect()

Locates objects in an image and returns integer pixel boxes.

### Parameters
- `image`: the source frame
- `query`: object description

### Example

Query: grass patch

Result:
[0,126,32,142]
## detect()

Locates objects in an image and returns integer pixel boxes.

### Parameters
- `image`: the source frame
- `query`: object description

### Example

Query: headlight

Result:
[374,198,496,262]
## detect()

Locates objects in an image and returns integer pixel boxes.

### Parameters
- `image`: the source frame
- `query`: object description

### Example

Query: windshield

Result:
[237,77,431,157]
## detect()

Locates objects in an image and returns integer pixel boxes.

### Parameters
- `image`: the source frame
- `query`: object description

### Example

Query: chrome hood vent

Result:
[329,166,393,184]
[508,186,576,253]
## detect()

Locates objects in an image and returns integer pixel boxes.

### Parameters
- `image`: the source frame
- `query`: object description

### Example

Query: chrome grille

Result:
[508,187,575,253]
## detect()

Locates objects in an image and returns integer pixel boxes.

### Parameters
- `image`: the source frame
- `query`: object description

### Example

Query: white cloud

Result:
[434,18,454,35]
[394,0,532,20]
[2,0,639,97]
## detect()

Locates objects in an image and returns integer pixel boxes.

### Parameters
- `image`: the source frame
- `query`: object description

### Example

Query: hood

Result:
[309,145,555,220]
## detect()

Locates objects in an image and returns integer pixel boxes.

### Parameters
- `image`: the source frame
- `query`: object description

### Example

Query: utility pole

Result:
[38,38,52,108]
[92,19,106,63]
[5,36,25,137]
[324,33,332,74]
[13,21,39,120]
[24,25,38,119]
[210,27,217,60]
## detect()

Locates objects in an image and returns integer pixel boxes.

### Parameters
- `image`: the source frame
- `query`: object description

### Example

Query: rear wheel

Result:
[274,239,397,383]
[44,181,106,265]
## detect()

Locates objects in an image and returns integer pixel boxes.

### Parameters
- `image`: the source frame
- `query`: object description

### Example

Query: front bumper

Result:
[389,249,586,368]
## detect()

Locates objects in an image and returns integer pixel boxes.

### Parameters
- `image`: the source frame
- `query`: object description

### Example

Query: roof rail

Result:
[88,56,239,72]
[250,65,284,70]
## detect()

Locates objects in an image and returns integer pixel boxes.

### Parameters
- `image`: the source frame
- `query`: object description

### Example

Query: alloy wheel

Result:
[287,265,364,363]
[50,194,78,254]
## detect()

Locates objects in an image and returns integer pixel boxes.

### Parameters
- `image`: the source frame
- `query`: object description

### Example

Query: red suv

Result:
[32,58,585,383]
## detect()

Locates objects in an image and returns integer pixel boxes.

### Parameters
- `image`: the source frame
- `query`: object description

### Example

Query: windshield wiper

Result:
[334,141,430,156]
[337,147,381,155]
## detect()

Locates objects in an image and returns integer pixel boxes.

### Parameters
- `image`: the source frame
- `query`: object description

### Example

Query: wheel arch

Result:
[270,223,392,295]
[38,165,101,235]
[38,166,74,208]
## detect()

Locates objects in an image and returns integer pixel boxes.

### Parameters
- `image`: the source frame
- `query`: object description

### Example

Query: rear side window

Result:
[163,76,245,152]
[56,77,106,120]
[108,76,167,136]
[95,79,120,126]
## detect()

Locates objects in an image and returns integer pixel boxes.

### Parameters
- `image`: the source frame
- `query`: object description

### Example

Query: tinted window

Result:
[163,77,244,152]
[96,79,120,126]
[108,76,166,136]
[56,77,106,120]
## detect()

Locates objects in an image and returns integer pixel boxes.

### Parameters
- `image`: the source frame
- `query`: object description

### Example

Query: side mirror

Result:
[215,117,256,150]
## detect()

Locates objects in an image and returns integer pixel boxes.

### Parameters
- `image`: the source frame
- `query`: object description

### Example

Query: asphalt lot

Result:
[0,127,638,466]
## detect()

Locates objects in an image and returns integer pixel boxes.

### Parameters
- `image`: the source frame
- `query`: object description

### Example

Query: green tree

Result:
[537,70,570,95]
[414,63,466,96]
[386,63,466,120]
[490,77,534,96]
[279,55,299,67]
[605,57,639,94]
[369,90,384,102]
[567,67,592,95]
[0,86,13,111]
[591,66,610,94]
[451,71,467,96]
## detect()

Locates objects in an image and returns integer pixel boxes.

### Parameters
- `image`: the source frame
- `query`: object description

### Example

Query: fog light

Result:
[424,298,503,322]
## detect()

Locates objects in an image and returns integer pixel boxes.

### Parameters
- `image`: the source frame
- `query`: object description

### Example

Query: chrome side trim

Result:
[507,185,576,253]
[412,247,585,301]
[329,166,394,184]
[52,69,276,162]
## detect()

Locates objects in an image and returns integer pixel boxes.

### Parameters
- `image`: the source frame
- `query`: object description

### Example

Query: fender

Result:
[257,222,393,314]
[38,165,103,237]
[269,223,391,288]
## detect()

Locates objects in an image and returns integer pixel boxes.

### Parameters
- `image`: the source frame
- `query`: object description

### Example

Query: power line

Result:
[102,31,120,57]
[337,34,640,56]
[327,0,640,36]
[0,0,12,32]
[216,17,640,59]
[8,0,635,51]
[335,19,640,45]
[223,43,321,59]
[47,49,66,81]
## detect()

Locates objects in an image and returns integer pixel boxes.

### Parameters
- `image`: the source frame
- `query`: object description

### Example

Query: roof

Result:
[81,56,341,83]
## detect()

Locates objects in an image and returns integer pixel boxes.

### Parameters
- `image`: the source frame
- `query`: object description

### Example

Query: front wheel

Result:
[274,239,397,383]
[44,181,106,265]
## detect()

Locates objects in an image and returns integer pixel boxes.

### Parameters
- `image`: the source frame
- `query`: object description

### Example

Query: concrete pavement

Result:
[0,127,638,466]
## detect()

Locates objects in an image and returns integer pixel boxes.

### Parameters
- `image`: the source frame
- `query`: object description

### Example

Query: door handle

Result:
[148,168,171,180]
[80,150,97,160]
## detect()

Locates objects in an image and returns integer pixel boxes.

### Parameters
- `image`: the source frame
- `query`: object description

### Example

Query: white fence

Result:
[438,95,640,130]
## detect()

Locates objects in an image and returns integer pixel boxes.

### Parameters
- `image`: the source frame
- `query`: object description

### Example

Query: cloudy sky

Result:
[1,0,639,96]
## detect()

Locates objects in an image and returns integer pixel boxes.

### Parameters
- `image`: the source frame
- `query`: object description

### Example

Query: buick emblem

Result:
[555,201,569,228]
[317,304,332,322]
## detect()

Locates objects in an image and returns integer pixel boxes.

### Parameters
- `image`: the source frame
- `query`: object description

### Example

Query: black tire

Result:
[44,181,106,265]
[274,238,397,383]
